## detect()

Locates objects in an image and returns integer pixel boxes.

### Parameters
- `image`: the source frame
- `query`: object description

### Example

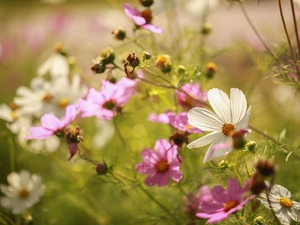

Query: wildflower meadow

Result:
[2,0,300,224]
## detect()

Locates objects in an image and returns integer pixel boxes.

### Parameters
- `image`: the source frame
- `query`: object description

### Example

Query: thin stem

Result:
[8,136,15,173]
[241,151,251,178]
[278,0,300,75]
[249,124,300,159]
[143,68,172,84]
[266,187,282,225]
[239,2,278,61]
[290,0,300,57]
[139,185,174,218]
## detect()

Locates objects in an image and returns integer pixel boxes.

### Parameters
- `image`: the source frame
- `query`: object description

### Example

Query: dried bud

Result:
[99,47,115,64]
[124,52,140,77]
[96,163,108,175]
[255,159,276,178]
[201,23,212,35]
[140,9,152,24]
[139,0,154,7]
[156,54,172,73]
[250,172,267,195]
[205,62,217,79]
[169,132,188,147]
[112,27,126,41]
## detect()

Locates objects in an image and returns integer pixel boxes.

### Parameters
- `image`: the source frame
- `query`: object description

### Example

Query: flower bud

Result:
[231,129,248,149]
[99,47,115,64]
[253,216,265,225]
[142,51,151,60]
[96,163,108,175]
[218,160,230,170]
[91,62,106,74]
[250,172,267,195]
[245,141,257,154]
[205,62,217,79]
[156,54,172,73]
[255,159,276,178]
[139,0,154,7]
[140,9,152,24]
[54,42,67,56]
[112,27,126,41]
[177,65,187,75]
[201,23,212,35]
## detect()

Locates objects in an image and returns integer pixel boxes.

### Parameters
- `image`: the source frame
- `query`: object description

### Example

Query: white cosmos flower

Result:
[0,170,45,214]
[259,183,300,225]
[187,88,251,162]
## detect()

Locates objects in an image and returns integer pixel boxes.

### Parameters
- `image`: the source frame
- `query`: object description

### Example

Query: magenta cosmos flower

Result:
[78,78,136,120]
[27,104,77,139]
[196,178,254,224]
[148,111,202,134]
[177,83,207,110]
[124,3,163,34]
[136,139,183,186]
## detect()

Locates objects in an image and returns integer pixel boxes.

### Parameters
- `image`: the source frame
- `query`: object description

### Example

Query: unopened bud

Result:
[91,62,106,74]
[177,65,187,75]
[156,54,172,73]
[54,42,67,56]
[96,163,108,175]
[112,27,126,41]
[245,141,257,154]
[205,62,217,79]
[140,9,152,24]
[250,172,267,195]
[99,47,115,64]
[218,160,230,170]
[231,129,248,149]
[139,0,154,7]
[201,23,212,35]
[253,216,265,225]
[142,51,151,60]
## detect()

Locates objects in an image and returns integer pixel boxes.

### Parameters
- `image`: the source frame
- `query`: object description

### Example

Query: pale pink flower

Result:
[148,111,202,134]
[78,78,136,120]
[26,104,77,139]
[177,83,207,110]
[136,139,182,187]
[124,3,163,34]
[196,178,254,224]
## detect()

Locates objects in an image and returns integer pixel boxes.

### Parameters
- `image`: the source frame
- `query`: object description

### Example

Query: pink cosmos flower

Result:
[26,104,77,139]
[78,78,136,120]
[135,139,183,187]
[148,111,202,134]
[196,178,254,224]
[177,83,207,110]
[124,3,163,34]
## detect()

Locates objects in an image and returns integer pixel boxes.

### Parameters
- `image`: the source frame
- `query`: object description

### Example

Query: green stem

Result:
[241,151,251,178]
[8,136,15,173]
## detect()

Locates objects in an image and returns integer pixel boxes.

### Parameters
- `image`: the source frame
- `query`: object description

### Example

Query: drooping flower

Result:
[258,183,300,225]
[187,88,251,162]
[196,178,254,224]
[26,104,77,140]
[135,139,182,186]
[124,3,163,34]
[78,77,136,120]
[0,170,45,214]
[177,83,207,110]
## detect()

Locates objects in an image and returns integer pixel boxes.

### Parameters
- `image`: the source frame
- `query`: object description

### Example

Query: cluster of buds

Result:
[250,159,276,195]
[124,52,140,78]
[91,47,115,74]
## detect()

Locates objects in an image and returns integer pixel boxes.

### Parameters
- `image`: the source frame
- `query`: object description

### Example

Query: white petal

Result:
[207,88,231,123]
[187,131,222,148]
[203,135,232,163]
[188,107,223,132]
[230,88,247,124]
[236,106,251,129]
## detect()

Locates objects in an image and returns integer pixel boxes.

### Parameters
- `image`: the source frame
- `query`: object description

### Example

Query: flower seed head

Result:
[255,159,276,178]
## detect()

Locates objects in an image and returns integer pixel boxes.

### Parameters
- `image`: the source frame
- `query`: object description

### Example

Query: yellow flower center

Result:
[58,97,69,108]
[279,198,293,208]
[155,159,169,173]
[18,189,29,199]
[10,112,18,120]
[184,124,194,130]
[222,123,235,136]
[224,200,239,212]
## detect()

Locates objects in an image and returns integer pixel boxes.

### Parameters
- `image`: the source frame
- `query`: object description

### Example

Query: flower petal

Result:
[236,106,251,129]
[207,88,231,123]
[230,88,247,124]
[40,114,61,131]
[188,107,223,132]
[203,135,232,163]
[142,24,163,34]
[187,131,222,149]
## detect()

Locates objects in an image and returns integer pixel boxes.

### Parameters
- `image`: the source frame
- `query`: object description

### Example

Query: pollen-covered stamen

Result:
[155,159,169,173]
[279,197,293,208]
[222,123,235,136]
[58,97,69,108]
[224,200,239,212]
[18,189,29,199]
